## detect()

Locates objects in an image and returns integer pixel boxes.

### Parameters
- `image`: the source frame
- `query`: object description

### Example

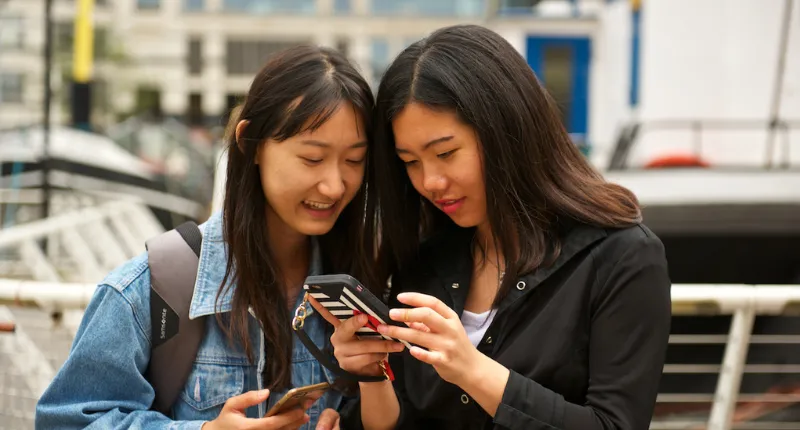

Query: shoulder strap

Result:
[145,221,205,415]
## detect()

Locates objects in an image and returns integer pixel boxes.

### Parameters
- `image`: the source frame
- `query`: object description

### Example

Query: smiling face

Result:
[392,103,487,230]
[247,101,368,237]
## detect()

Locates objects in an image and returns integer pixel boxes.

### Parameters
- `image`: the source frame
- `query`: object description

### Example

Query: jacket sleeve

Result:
[493,234,672,430]
[35,281,207,429]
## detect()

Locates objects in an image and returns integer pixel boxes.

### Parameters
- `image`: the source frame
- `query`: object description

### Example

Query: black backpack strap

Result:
[145,221,205,415]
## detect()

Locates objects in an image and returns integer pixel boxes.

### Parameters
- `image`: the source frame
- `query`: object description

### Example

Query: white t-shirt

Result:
[461,308,497,347]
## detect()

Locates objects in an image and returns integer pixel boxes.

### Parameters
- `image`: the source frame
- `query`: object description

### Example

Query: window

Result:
[0,16,25,50]
[137,0,160,10]
[53,23,110,59]
[134,87,162,119]
[226,39,306,75]
[188,37,203,75]
[334,0,350,14]
[0,73,24,104]
[187,93,204,126]
[184,0,205,11]
[370,38,389,88]
[371,0,484,16]
[223,0,315,14]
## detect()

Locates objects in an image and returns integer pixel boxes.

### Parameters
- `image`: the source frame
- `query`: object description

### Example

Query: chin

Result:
[447,214,481,229]
[294,220,337,236]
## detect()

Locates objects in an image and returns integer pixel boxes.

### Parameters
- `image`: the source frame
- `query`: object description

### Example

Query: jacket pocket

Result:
[178,361,246,412]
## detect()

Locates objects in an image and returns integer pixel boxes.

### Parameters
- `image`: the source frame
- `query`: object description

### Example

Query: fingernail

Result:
[358,314,368,324]
[376,324,387,333]
[304,414,310,422]
[393,342,405,351]
[260,389,270,397]
[389,309,401,320]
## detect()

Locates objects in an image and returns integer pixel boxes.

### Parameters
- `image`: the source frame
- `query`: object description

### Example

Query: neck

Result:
[265,207,310,294]
[475,222,503,271]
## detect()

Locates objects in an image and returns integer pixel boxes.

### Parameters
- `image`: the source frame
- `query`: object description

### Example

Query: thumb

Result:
[316,408,339,430]
[224,389,270,412]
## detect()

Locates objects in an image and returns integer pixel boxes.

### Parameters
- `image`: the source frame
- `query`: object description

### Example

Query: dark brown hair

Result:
[373,25,641,306]
[220,45,379,390]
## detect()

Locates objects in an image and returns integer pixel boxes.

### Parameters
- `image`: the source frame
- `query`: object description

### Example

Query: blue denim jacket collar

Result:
[189,211,323,319]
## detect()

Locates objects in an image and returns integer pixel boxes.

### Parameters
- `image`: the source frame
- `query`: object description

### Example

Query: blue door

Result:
[526,36,591,152]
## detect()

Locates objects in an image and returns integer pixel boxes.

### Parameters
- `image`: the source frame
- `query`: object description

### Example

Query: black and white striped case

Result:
[304,274,412,349]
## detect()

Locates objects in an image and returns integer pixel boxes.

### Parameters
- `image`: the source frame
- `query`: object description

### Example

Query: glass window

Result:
[188,37,203,75]
[371,0,484,17]
[334,0,350,14]
[0,16,25,49]
[184,0,205,11]
[137,0,160,10]
[541,45,573,128]
[370,38,390,88]
[223,0,315,14]
[226,39,308,75]
[0,73,24,104]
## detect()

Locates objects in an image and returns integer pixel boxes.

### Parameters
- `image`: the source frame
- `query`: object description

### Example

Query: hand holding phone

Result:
[308,294,405,378]
[201,389,309,430]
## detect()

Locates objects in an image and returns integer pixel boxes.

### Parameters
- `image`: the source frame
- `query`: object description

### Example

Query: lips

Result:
[434,197,465,215]
[302,200,338,219]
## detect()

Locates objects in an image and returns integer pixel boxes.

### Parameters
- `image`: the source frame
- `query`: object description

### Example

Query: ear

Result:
[235,120,249,154]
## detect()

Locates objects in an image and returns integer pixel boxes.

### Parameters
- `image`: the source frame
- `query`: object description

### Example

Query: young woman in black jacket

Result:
[311,24,671,430]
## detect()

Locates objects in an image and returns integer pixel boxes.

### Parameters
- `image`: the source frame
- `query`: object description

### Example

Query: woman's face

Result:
[392,103,487,229]
[243,101,367,237]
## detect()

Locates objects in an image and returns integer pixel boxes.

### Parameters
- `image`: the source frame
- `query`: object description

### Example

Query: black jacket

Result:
[342,222,671,430]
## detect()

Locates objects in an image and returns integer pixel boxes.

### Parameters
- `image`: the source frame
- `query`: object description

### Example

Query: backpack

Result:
[144,221,205,415]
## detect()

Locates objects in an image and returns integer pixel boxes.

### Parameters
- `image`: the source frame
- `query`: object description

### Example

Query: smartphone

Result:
[304,274,411,348]
[264,382,331,417]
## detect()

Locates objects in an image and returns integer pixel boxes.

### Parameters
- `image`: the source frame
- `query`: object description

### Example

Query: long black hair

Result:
[374,25,640,306]
[221,45,379,390]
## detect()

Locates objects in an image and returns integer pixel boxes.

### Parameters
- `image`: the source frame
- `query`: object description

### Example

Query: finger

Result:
[316,408,340,430]
[338,339,404,357]
[408,322,431,333]
[335,313,369,339]
[308,295,341,328]
[276,413,311,430]
[334,417,340,430]
[254,407,307,429]
[389,307,448,333]
[377,324,437,349]
[396,293,458,320]
[408,345,445,365]
[224,389,269,412]
[341,353,389,371]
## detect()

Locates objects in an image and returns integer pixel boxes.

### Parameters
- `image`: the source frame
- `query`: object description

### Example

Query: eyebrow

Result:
[301,140,368,149]
[396,135,454,154]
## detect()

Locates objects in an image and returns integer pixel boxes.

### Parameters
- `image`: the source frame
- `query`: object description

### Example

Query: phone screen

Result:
[264,382,331,417]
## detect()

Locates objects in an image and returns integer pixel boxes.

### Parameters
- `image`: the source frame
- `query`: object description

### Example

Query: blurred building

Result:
[1,0,798,166]
[1,0,628,145]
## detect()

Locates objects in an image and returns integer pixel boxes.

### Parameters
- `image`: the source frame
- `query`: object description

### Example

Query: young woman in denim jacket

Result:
[36,45,381,430]
[314,25,671,429]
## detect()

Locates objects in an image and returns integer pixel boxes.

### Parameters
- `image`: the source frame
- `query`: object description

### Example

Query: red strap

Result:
[353,310,395,381]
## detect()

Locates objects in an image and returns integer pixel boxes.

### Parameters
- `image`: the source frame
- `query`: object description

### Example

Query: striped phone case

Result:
[304,274,412,349]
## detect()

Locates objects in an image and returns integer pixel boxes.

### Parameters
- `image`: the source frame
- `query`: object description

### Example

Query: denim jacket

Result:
[35,211,343,429]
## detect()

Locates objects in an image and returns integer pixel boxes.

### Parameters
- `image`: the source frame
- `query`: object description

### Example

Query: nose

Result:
[421,165,447,195]
[318,165,346,201]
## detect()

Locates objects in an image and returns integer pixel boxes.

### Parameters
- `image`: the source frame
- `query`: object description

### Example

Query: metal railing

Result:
[1,283,800,428]
[653,285,800,429]
[608,119,800,171]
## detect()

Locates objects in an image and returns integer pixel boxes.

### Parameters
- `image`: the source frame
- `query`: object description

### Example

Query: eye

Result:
[437,150,456,159]
[300,157,323,165]
[402,159,418,167]
[346,157,365,165]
